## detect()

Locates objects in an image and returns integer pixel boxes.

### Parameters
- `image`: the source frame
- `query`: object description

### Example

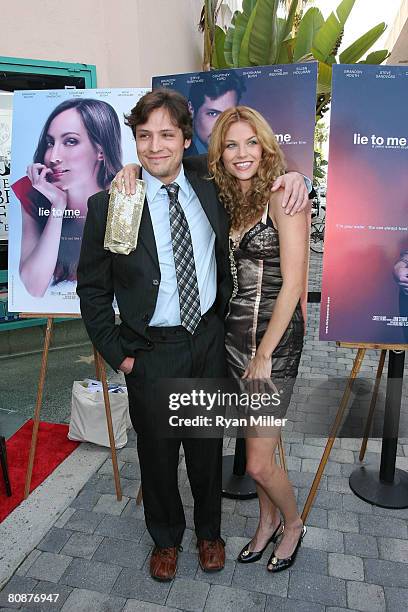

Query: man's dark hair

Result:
[125,88,193,140]
[188,72,246,113]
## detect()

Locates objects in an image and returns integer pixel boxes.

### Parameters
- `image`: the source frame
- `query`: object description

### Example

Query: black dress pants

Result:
[125,311,226,548]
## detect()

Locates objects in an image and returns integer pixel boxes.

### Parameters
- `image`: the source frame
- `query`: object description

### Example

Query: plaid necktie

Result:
[163,183,201,334]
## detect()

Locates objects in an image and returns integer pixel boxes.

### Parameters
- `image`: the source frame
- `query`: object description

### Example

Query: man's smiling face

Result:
[135,106,191,184]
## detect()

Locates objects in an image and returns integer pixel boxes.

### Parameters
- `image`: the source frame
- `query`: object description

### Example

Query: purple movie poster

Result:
[321,64,408,344]
[152,63,317,178]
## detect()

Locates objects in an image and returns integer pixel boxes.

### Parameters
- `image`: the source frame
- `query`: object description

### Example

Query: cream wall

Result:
[385,0,408,64]
[1,0,204,87]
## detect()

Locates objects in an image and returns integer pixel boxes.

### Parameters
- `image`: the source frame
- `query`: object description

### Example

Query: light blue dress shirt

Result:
[142,166,217,327]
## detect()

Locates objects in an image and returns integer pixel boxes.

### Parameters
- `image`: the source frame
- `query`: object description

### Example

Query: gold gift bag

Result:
[104,178,146,255]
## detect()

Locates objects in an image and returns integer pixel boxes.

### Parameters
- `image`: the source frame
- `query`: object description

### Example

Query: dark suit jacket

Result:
[184,139,201,157]
[77,155,232,370]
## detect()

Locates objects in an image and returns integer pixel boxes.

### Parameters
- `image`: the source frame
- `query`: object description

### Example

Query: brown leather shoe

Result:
[197,538,225,572]
[150,546,178,581]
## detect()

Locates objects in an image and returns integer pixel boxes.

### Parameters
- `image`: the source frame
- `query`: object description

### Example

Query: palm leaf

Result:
[224,11,239,66]
[280,0,300,45]
[242,0,257,14]
[339,23,387,63]
[277,36,296,63]
[312,0,356,63]
[212,26,229,68]
[360,49,390,64]
[293,7,324,62]
[312,11,343,62]
[317,61,332,94]
[336,0,356,25]
[232,11,249,66]
[232,0,257,66]
[249,0,280,65]
[239,6,259,66]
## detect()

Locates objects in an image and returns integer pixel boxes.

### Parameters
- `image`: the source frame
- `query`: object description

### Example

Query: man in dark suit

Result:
[77,89,231,582]
[77,89,309,582]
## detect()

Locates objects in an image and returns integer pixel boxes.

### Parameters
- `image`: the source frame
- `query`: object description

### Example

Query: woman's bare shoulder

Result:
[268,189,284,227]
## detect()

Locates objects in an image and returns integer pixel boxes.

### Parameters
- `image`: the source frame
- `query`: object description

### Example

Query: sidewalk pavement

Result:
[0,252,407,611]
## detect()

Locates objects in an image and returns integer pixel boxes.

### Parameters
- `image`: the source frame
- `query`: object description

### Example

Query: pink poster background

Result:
[320,65,408,344]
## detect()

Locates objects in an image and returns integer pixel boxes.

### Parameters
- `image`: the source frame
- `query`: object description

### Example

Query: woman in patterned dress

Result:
[208,106,309,572]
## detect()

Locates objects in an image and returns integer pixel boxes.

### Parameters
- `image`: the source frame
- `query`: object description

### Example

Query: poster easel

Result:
[301,342,408,523]
[22,314,122,501]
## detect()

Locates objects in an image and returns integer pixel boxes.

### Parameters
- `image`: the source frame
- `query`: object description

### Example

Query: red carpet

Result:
[0,420,80,523]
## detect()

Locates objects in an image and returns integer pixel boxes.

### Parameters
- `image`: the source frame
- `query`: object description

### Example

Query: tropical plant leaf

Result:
[335,0,356,25]
[339,23,387,63]
[232,11,250,66]
[224,11,239,66]
[239,5,258,66]
[293,7,324,62]
[231,0,257,67]
[311,0,358,63]
[312,11,343,63]
[280,0,300,46]
[296,52,316,62]
[212,25,229,68]
[360,49,390,64]
[242,0,257,15]
[317,61,332,94]
[249,0,280,65]
[277,36,296,63]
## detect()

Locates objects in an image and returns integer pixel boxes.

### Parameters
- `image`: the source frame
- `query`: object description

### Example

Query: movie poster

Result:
[153,63,317,177]
[320,64,408,344]
[8,88,149,314]
[0,93,12,242]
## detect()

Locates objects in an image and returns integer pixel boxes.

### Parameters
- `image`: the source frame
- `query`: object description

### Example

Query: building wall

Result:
[0,0,204,87]
[386,0,408,64]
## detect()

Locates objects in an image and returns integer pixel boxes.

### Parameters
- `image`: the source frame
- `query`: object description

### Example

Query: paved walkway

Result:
[1,252,407,611]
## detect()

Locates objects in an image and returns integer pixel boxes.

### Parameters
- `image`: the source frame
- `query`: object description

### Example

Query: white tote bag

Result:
[68,380,130,448]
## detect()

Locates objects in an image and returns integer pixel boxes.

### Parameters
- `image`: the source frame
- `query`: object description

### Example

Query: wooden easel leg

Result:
[359,349,386,462]
[24,318,54,499]
[94,351,122,501]
[93,345,101,381]
[301,348,366,523]
[136,485,143,505]
[278,435,287,473]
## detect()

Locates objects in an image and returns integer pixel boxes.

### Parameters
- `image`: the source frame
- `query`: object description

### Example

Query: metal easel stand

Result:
[301,344,408,523]
[349,350,408,509]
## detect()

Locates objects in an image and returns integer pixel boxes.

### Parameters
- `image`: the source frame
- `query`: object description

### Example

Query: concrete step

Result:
[0,319,90,358]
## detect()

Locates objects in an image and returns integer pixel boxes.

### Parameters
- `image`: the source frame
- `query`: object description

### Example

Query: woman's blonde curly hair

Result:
[208,106,286,231]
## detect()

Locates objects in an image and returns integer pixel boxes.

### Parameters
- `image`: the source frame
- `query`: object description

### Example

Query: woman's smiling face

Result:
[43,108,102,188]
[221,120,263,192]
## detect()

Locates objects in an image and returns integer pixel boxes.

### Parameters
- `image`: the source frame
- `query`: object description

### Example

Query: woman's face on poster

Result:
[43,108,102,189]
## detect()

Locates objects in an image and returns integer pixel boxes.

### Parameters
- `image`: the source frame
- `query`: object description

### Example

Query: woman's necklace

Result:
[230,229,243,250]
[229,218,258,250]
[229,225,246,300]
